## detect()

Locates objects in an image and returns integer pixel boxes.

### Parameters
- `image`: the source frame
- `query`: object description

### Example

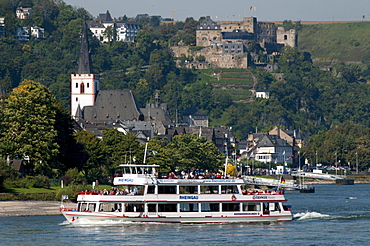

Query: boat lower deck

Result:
[61,210,293,224]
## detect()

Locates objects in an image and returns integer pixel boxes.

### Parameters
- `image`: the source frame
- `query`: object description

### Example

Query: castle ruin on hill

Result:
[171,16,297,69]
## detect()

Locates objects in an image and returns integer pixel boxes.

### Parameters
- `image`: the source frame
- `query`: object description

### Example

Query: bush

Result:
[3,176,50,189]
[61,168,87,185]
[0,192,56,201]
[4,178,29,188]
[55,184,91,202]
[32,175,50,189]
[189,46,204,52]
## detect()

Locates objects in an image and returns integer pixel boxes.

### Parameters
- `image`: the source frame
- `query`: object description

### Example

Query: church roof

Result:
[83,90,143,122]
[99,10,113,22]
[140,105,172,123]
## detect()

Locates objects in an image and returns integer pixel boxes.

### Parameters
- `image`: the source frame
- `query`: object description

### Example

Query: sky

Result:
[63,0,370,22]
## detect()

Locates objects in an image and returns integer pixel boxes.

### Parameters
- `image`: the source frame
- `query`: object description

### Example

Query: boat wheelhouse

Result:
[60,164,293,224]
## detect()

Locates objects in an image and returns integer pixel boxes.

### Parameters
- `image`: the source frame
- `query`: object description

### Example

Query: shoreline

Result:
[0,201,62,217]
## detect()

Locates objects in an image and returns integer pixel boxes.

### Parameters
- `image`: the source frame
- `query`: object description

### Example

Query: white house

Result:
[116,23,141,42]
[31,26,44,39]
[16,7,33,19]
[88,21,141,43]
[255,89,270,99]
[0,17,5,37]
[243,134,293,165]
[183,108,209,127]
[15,26,29,41]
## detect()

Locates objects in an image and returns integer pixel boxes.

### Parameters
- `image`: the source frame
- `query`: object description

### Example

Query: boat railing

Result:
[242,190,284,195]
[78,191,144,196]
[59,206,79,212]
[155,174,243,179]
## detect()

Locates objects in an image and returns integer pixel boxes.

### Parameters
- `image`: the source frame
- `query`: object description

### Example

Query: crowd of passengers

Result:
[79,186,285,196]
[80,187,141,196]
[160,169,243,179]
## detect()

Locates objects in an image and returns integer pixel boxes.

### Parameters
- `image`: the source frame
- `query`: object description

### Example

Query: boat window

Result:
[148,204,157,212]
[221,185,238,194]
[242,203,261,211]
[240,185,247,194]
[179,186,198,194]
[158,203,177,212]
[200,186,219,194]
[123,185,144,195]
[158,186,177,194]
[80,203,87,211]
[147,185,155,194]
[88,203,96,212]
[201,203,219,212]
[275,203,281,211]
[99,203,122,212]
[222,203,240,212]
[180,203,199,212]
[125,203,145,212]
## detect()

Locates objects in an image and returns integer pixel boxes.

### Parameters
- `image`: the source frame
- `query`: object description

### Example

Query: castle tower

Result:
[276,27,298,48]
[71,22,100,119]
[196,16,222,46]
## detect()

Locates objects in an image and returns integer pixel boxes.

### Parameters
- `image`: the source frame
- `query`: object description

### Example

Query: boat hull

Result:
[61,211,292,224]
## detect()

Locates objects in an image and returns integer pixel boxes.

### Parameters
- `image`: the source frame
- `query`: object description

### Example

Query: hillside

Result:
[298,22,370,64]
[197,68,255,102]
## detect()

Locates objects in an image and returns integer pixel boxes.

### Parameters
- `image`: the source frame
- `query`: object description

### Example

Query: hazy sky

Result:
[64,0,370,22]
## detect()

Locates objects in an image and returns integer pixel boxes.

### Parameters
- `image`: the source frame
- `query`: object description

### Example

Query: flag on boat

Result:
[62,195,69,200]
[250,6,253,10]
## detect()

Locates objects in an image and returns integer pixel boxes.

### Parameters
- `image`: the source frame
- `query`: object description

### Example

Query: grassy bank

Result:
[299,22,370,63]
[0,184,113,201]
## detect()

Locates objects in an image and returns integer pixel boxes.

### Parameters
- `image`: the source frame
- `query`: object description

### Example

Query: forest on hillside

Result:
[1,1,370,171]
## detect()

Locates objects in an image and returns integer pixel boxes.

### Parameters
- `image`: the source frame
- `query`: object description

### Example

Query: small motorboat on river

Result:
[60,164,293,224]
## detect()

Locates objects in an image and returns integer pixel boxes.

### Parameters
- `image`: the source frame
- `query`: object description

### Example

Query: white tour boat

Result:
[60,164,293,224]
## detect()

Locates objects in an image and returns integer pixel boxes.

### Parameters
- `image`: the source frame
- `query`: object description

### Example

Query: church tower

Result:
[70,22,100,120]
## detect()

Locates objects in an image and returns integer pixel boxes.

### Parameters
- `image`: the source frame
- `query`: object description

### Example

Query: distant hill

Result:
[298,21,370,64]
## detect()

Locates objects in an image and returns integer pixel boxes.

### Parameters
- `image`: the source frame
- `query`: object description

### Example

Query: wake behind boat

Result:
[60,164,293,224]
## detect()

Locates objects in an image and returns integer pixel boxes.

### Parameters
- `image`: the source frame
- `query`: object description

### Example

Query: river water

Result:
[2,184,370,246]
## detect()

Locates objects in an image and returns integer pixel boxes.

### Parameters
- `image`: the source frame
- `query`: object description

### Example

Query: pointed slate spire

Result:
[77,21,92,74]
[104,10,113,22]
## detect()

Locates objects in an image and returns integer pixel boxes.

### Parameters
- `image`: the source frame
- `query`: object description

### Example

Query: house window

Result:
[87,83,90,88]
[80,83,85,94]
[284,35,288,40]
[75,83,78,88]
[76,97,78,102]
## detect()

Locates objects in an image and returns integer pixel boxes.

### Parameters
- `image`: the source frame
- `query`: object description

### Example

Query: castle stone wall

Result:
[171,46,248,68]
[276,27,298,47]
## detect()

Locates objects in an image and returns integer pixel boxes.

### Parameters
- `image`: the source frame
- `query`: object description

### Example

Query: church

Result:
[70,23,172,140]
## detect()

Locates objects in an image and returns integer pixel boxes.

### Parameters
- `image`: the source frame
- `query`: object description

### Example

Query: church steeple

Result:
[70,22,99,119]
[77,21,92,74]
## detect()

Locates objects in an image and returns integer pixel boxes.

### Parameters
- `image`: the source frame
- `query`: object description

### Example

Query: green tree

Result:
[145,138,172,173]
[167,134,224,171]
[0,80,61,175]
[75,130,106,182]
[103,25,117,44]
[101,129,143,173]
